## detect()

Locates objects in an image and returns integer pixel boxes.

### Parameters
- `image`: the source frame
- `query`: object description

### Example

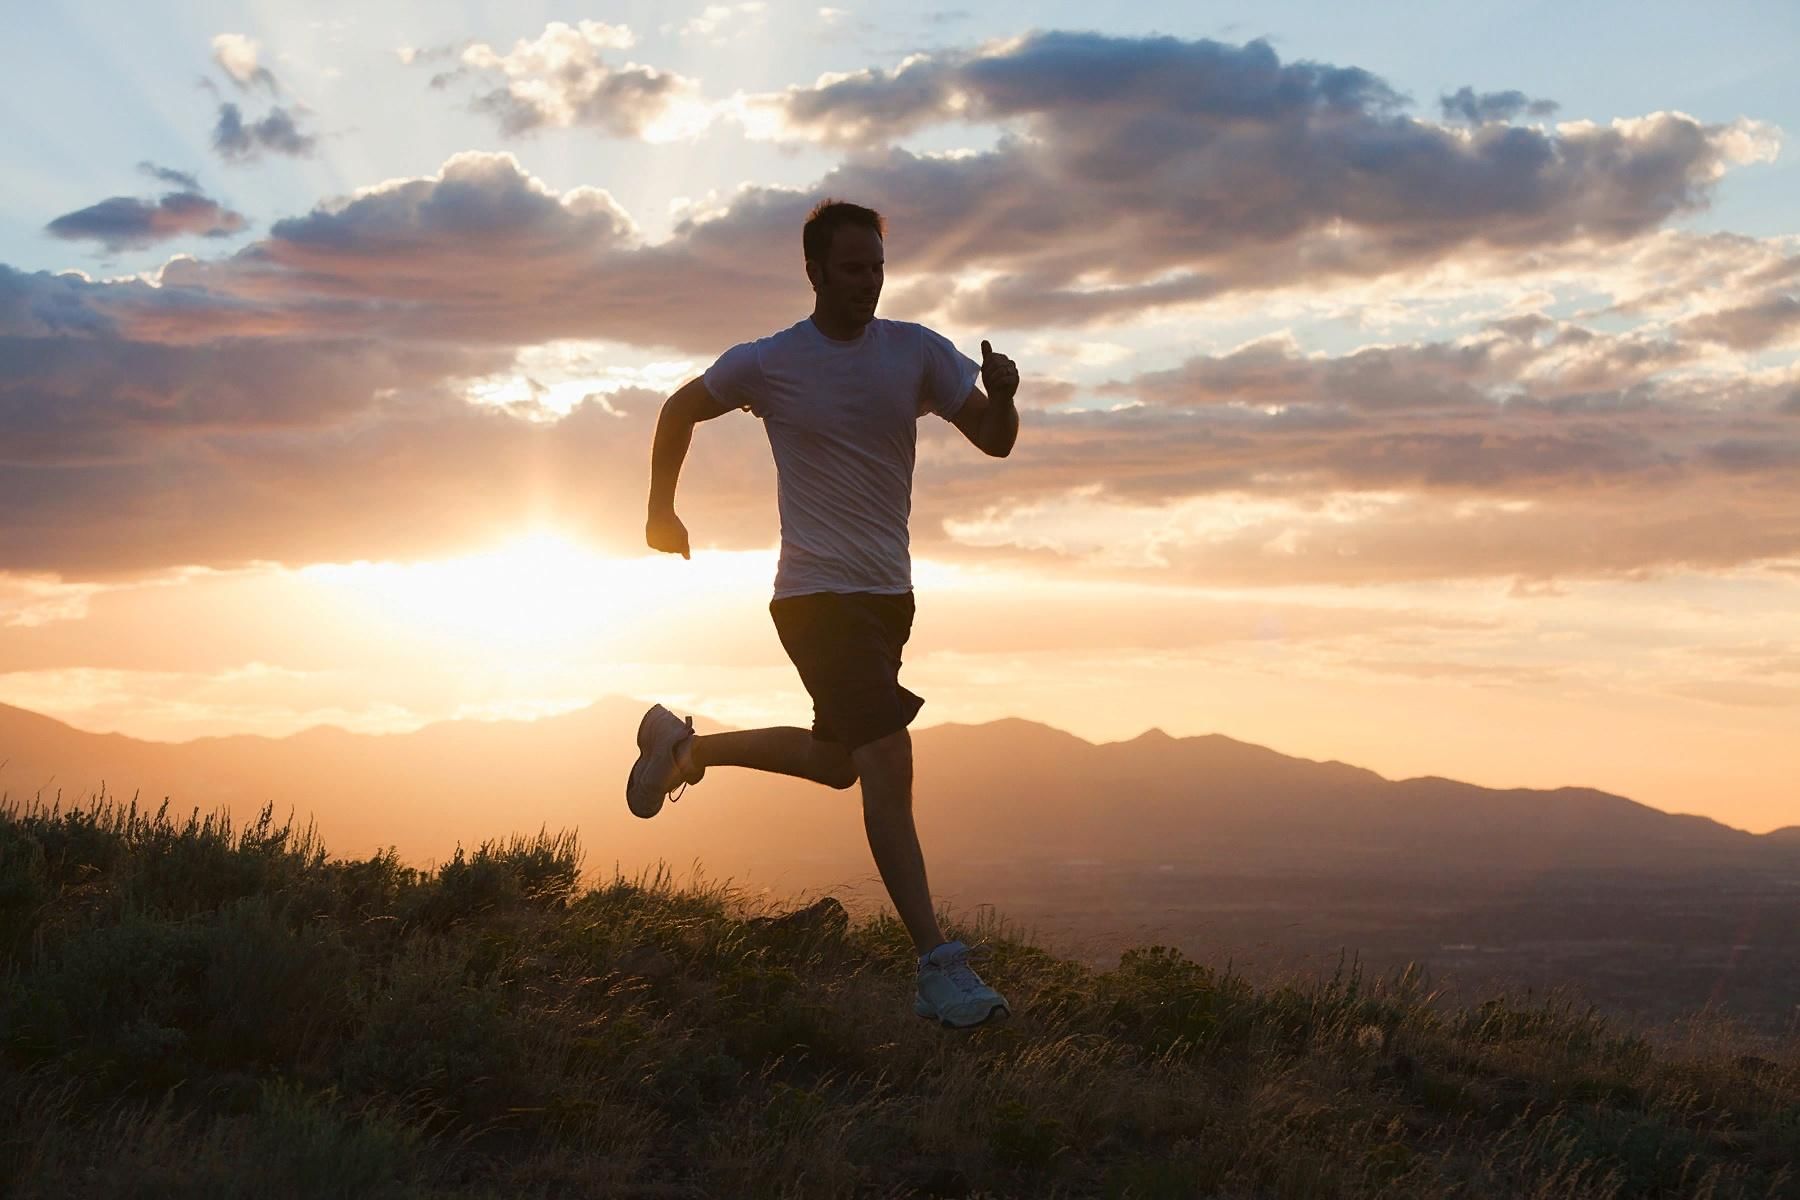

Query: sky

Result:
[2,1,1798,833]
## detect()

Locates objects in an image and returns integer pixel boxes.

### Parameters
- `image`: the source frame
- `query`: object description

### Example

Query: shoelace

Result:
[933,942,993,993]
[666,720,697,804]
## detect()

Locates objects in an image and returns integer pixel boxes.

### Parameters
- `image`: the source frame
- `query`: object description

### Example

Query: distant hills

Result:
[2,698,1793,884]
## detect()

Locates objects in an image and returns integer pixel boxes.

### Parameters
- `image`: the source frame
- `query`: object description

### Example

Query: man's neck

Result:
[809,310,869,342]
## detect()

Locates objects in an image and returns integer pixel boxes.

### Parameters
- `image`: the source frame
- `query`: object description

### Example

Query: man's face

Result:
[811,225,883,326]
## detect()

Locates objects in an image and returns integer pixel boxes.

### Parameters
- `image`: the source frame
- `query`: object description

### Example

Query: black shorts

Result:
[769,590,923,752]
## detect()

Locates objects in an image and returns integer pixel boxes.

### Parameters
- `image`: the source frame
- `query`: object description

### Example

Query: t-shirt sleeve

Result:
[918,325,980,420]
[702,340,767,417]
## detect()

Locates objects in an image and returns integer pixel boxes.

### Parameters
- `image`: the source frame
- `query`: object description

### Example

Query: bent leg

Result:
[853,728,945,955]
[689,727,857,789]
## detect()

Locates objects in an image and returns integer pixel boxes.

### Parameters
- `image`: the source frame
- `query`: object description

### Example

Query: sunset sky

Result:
[2,2,1798,833]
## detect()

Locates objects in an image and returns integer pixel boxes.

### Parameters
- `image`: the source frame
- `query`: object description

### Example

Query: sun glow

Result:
[296,530,781,662]
[300,530,626,653]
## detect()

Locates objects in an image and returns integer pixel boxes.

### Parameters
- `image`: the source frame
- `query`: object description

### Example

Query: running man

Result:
[629,198,1019,1029]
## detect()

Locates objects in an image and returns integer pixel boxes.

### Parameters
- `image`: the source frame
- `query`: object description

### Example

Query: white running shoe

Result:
[915,939,1011,1029]
[626,703,704,819]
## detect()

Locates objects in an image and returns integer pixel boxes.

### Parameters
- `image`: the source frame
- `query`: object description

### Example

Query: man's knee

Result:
[808,739,859,790]
[852,727,912,787]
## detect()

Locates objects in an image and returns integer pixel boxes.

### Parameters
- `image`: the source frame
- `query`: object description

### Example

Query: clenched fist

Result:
[646,508,690,559]
[980,339,1018,403]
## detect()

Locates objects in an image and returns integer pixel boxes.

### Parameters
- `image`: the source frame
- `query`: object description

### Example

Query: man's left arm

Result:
[950,339,1019,457]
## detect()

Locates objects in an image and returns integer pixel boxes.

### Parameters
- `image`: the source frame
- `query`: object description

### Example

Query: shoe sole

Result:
[626,706,667,819]
[916,1003,1010,1030]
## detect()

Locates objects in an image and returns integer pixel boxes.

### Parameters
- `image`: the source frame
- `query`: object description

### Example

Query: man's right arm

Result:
[647,376,737,557]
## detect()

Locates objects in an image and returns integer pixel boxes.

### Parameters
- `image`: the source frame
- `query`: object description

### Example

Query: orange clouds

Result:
[1,29,1794,593]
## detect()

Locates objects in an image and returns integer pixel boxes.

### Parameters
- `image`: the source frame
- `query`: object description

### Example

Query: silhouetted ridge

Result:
[1,697,1788,881]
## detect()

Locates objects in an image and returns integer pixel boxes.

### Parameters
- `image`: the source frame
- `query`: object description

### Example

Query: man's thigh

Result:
[769,591,923,750]
[850,726,911,781]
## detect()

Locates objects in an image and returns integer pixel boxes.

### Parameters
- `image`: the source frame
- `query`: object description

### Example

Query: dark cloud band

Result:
[1439,86,1559,124]
[45,191,248,253]
[213,102,317,161]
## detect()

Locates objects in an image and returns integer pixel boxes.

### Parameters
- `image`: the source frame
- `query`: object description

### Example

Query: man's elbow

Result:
[984,418,1018,457]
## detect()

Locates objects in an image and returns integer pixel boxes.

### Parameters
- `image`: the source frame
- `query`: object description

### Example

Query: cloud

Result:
[266,152,638,253]
[720,33,1774,327]
[1702,436,1800,473]
[0,279,625,575]
[396,43,461,67]
[917,469,1800,587]
[1567,230,1799,346]
[0,266,119,338]
[0,320,504,465]
[13,180,1794,587]
[32,152,788,352]
[0,155,722,575]
[212,33,278,93]
[664,3,768,43]
[346,34,1788,344]
[425,20,710,140]
[892,316,1800,583]
[0,368,775,579]
[1112,321,1697,415]
[808,6,888,48]
[213,102,317,161]
[4,16,1797,587]
[741,32,1393,145]
[138,162,202,191]
[44,189,249,253]
[5,138,1779,369]
[1115,333,1508,413]
[205,34,317,162]
[1439,86,1559,124]
[1682,292,1800,350]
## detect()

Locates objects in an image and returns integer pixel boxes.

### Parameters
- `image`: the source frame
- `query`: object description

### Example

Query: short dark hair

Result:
[803,199,885,272]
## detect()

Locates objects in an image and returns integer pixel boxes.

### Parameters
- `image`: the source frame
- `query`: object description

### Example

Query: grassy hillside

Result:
[1,797,1795,1199]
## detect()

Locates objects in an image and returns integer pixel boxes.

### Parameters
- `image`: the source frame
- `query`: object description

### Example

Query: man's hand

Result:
[980,340,1018,403]
[646,508,691,559]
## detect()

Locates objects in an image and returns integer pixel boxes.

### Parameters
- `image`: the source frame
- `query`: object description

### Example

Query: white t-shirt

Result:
[702,316,979,599]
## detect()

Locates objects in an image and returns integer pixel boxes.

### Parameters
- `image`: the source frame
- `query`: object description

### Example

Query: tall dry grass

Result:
[1,792,1794,1198]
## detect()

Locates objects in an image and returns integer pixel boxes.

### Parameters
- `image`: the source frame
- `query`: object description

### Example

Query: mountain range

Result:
[3,698,1793,888]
